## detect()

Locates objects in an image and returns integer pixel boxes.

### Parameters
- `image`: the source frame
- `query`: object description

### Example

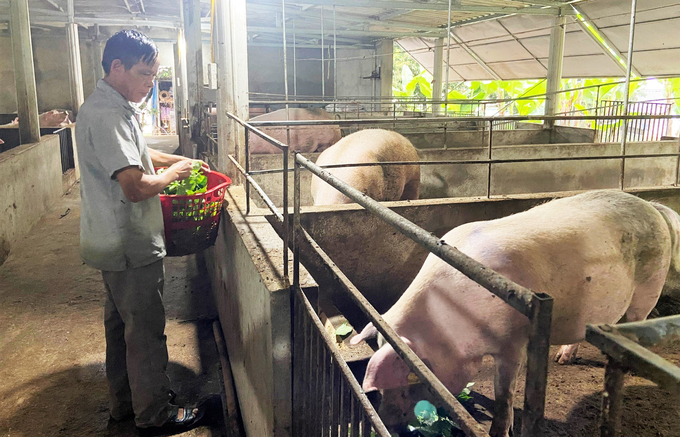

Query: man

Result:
[76,30,208,434]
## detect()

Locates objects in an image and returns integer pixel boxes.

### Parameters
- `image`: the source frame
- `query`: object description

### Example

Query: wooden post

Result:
[9,0,40,144]
[173,40,185,144]
[66,0,85,115]
[91,24,103,86]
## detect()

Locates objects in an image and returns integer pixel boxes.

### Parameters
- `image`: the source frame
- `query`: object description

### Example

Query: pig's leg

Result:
[490,350,523,437]
[400,179,420,201]
[554,344,580,364]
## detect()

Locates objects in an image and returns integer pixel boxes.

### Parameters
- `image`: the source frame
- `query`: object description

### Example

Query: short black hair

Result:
[102,30,158,74]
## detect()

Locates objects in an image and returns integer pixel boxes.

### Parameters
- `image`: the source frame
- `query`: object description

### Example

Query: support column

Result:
[173,39,185,144]
[183,0,204,143]
[432,37,444,115]
[545,13,567,128]
[378,39,393,111]
[9,0,40,144]
[66,0,84,116]
[216,0,249,174]
[91,24,104,86]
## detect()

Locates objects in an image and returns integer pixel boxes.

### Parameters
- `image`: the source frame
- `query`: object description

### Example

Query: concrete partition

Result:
[206,186,317,437]
[0,135,62,264]
[248,140,680,207]
[294,187,680,329]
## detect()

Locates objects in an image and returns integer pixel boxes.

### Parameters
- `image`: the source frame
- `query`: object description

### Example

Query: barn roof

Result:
[0,0,678,80]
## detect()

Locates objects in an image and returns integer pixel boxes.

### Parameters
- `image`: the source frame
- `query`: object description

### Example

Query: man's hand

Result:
[191,159,210,172]
[167,160,194,181]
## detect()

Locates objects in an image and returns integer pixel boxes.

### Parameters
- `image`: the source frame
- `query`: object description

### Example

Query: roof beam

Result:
[41,0,65,13]
[249,0,575,15]
[121,0,134,14]
[449,30,502,80]
[138,0,146,14]
[571,4,641,77]
[0,13,179,28]
[247,25,443,38]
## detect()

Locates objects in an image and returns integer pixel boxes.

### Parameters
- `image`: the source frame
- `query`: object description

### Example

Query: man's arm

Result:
[116,160,194,203]
[148,148,209,171]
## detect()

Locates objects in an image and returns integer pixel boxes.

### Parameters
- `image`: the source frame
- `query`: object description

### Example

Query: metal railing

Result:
[225,110,680,436]
[586,315,680,437]
[226,110,560,436]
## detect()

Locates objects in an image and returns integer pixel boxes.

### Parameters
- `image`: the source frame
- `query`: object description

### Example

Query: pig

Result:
[351,190,679,437]
[0,110,72,128]
[310,129,420,205]
[248,108,341,154]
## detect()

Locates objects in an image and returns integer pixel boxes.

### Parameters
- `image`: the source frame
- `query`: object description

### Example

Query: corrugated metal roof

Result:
[0,0,678,79]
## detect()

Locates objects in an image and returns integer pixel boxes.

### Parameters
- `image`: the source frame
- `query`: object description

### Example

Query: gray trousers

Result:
[102,259,174,427]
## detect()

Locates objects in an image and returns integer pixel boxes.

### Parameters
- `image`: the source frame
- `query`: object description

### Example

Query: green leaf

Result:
[335,322,353,338]
[414,400,438,426]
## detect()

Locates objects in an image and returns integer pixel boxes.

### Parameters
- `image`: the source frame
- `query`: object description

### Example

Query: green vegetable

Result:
[406,400,465,437]
[334,322,353,340]
[160,161,208,196]
[457,382,475,403]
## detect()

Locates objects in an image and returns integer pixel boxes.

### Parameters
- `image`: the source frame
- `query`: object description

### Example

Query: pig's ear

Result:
[362,340,412,392]
[350,323,378,345]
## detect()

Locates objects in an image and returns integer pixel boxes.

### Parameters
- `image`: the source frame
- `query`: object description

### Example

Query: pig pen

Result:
[209,182,680,437]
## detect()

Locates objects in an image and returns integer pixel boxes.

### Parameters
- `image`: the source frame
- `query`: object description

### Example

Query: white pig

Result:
[351,190,679,437]
[311,129,420,205]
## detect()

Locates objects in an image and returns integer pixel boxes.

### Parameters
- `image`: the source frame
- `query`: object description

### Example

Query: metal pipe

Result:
[297,226,489,437]
[248,113,679,127]
[445,0,451,114]
[295,153,538,317]
[333,5,337,101]
[321,6,325,97]
[247,151,680,176]
[245,127,251,214]
[293,20,297,97]
[227,154,283,221]
[620,0,638,190]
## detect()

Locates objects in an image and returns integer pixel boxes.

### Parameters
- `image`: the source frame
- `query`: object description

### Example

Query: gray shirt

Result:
[76,79,166,271]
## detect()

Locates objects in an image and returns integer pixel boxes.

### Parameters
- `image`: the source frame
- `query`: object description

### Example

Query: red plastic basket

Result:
[158,169,232,257]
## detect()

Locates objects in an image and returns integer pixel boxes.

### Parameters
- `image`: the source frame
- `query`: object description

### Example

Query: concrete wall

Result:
[247,140,680,207]
[206,186,317,437]
[294,187,680,328]
[0,32,96,114]
[336,48,377,98]
[0,135,62,264]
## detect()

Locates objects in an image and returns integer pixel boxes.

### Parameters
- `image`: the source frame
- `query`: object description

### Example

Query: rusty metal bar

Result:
[297,226,489,436]
[600,357,626,437]
[250,152,680,177]
[521,292,554,436]
[227,155,283,221]
[340,379,350,436]
[296,153,536,317]
[586,324,680,393]
[351,398,360,437]
[293,156,301,288]
[610,315,680,347]
[487,119,493,198]
[294,286,391,436]
[248,114,680,128]
[245,127,250,214]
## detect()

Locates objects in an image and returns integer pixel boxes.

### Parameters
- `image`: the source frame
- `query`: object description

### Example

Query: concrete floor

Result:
[0,182,226,436]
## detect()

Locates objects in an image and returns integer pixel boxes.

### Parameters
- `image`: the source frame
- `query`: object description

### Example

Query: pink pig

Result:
[311,128,420,205]
[352,190,680,437]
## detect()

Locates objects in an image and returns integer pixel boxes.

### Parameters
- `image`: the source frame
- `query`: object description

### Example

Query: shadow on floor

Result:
[0,359,224,436]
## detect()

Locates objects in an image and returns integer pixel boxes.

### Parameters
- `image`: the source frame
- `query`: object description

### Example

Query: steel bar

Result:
[333,6,337,101]
[487,120,493,198]
[227,154,283,222]
[321,6,325,98]
[600,357,626,437]
[293,157,300,288]
[296,225,490,437]
[293,20,297,97]
[620,0,638,190]
[609,315,680,348]
[295,286,391,436]
[248,152,680,176]
[445,0,451,114]
[245,127,251,214]
[283,148,289,281]
[248,114,680,127]
[522,293,554,436]
[586,325,680,394]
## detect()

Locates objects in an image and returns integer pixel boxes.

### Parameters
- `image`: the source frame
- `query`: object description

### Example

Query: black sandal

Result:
[136,405,206,436]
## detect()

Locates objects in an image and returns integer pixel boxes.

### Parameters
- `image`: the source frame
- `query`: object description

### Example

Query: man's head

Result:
[102,30,159,103]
